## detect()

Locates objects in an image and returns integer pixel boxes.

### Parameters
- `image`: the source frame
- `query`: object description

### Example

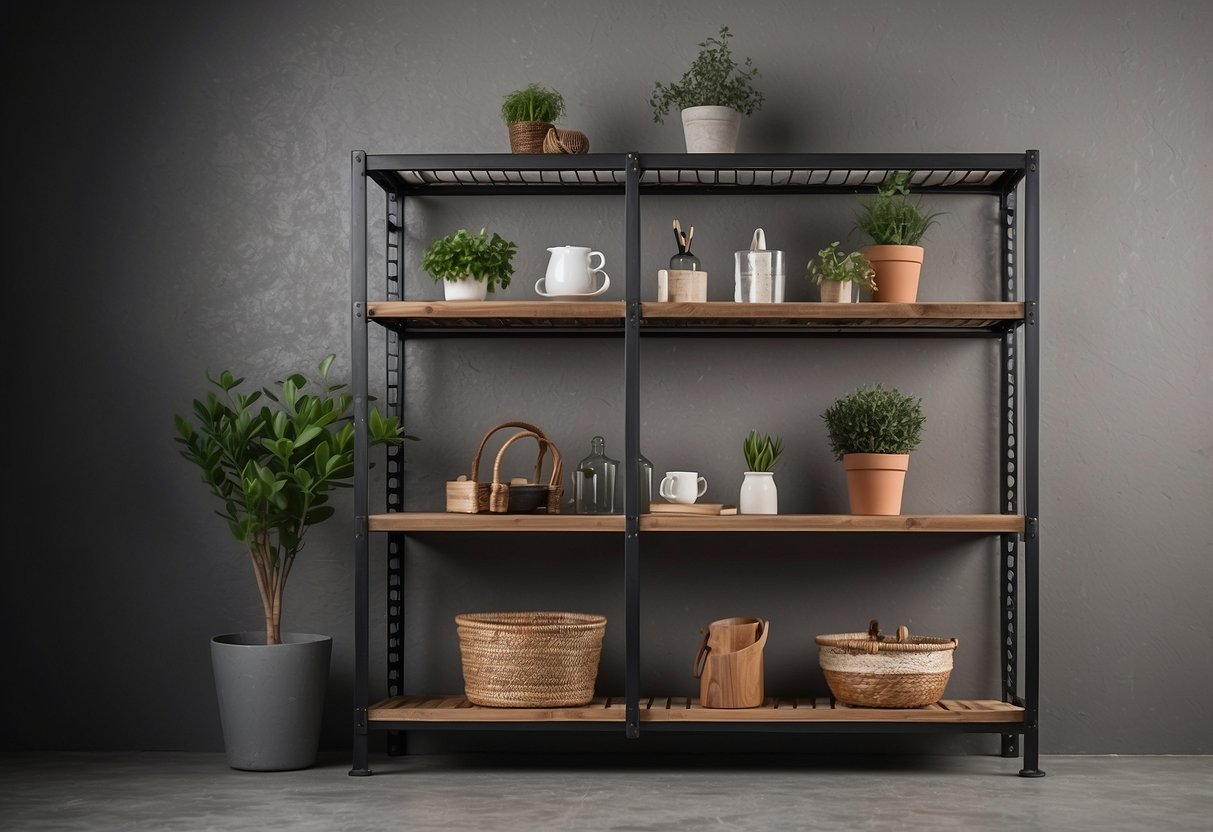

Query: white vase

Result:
[443,278,488,301]
[739,471,777,515]
[680,106,742,153]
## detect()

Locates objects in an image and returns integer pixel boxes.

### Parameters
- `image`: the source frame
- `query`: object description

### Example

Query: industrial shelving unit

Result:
[349,151,1042,776]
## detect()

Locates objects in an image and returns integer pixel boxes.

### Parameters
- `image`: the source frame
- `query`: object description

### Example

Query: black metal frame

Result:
[349,151,1042,776]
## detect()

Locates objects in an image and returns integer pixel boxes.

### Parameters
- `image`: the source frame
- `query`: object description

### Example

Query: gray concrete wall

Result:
[4,0,1210,754]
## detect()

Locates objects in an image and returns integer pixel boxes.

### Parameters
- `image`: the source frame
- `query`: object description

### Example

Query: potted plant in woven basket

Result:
[501,83,566,153]
[807,241,877,303]
[174,355,414,770]
[650,25,763,153]
[422,227,518,301]
[854,171,943,302]
[822,384,925,515]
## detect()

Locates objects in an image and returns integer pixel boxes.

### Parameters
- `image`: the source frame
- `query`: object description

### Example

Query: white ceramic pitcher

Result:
[537,246,610,298]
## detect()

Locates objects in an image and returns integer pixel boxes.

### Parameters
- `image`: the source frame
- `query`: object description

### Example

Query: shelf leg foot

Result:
[1018,727,1043,776]
[1017,768,1047,778]
[349,767,374,777]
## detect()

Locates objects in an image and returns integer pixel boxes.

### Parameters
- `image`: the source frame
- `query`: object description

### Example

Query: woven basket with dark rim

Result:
[456,611,607,707]
[816,619,959,708]
[507,121,553,153]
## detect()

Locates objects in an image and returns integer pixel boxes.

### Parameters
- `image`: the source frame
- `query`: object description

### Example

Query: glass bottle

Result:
[637,450,654,513]
[669,250,700,271]
[573,436,618,514]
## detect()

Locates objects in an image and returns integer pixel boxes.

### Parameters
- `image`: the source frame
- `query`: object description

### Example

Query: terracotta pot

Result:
[863,245,924,303]
[842,453,910,515]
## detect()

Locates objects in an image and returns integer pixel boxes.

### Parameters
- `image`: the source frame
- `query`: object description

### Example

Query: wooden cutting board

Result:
[648,502,737,515]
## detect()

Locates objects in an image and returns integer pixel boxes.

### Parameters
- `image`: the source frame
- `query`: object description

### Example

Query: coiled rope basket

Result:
[816,620,958,708]
[456,611,607,707]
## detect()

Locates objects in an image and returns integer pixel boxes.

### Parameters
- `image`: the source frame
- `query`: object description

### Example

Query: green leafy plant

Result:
[650,25,763,123]
[855,171,944,246]
[742,430,784,472]
[500,83,566,124]
[174,355,416,645]
[421,227,518,292]
[822,385,925,459]
[807,241,877,290]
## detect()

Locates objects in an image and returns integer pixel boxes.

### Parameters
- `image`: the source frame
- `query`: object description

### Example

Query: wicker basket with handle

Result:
[456,611,607,707]
[816,619,958,708]
[446,421,563,514]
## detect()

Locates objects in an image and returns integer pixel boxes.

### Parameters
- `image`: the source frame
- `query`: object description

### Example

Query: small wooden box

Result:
[657,269,708,302]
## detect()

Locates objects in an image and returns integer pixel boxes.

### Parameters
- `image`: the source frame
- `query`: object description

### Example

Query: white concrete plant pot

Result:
[443,278,488,301]
[680,106,742,153]
[738,471,778,514]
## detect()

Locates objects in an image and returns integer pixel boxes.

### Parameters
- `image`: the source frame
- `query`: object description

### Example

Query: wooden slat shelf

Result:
[367,513,625,532]
[642,302,1023,329]
[369,695,1024,724]
[367,513,1023,534]
[366,301,1023,332]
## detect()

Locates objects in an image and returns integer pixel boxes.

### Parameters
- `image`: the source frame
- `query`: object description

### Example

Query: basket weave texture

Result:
[816,620,958,708]
[543,127,590,154]
[507,121,553,153]
[456,611,607,707]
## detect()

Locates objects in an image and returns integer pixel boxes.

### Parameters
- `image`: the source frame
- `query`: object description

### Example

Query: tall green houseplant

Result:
[174,354,415,644]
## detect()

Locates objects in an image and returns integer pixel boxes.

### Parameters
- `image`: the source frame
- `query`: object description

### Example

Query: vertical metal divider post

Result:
[623,153,641,739]
[1019,149,1045,777]
[349,151,372,776]
[384,188,406,758]
[999,184,1020,759]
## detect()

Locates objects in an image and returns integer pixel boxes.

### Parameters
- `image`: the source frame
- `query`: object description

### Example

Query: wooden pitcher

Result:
[693,617,769,708]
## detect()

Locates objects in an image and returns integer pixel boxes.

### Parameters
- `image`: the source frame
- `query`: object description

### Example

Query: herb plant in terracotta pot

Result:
[422,227,518,301]
[822,385,925,515]
[807,241,877,303]
[650,25,763,153]
[855,171,943,303]
[174,355,414,770]
[501,83,566,153]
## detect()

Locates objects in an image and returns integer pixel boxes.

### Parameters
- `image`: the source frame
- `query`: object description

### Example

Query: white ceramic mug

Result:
[659,471,708,505]
[536,245,610,297]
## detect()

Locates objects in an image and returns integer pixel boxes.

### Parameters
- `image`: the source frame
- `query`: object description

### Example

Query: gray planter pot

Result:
[210,632,332,771]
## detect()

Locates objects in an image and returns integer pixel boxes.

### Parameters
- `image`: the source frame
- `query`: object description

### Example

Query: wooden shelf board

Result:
[369,695,1024,724]
[368,513,625,532]
[640,514,1026,533]
[366,301,1023,331]
[642,302,1023,329]
[369,513,1023,533]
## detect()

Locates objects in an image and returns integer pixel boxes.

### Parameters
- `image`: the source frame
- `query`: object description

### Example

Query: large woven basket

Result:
[816,619,958,708]
[456,611,607,707]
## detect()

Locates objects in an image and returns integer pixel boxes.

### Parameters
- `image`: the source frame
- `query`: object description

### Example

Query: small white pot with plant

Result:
[422,227,518,301]
[855,172,943,303]
[650,25,763,153]
[807,241,877,303]
[739,430,783,515]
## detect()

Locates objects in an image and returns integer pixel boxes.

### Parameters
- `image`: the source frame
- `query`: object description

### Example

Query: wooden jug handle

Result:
[692,629,711,679]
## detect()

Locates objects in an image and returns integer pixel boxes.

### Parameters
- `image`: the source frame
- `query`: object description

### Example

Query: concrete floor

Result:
[1,753,1210,831]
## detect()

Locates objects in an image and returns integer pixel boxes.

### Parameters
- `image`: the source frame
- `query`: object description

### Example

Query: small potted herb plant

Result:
[807,241,877,303]
[650,25,763,153]
[854,171,943,302]
[174,355,414,770]
[422,227,518,301]
[501,83,566,153]
[739,430,783,515]
[822,385,925,515]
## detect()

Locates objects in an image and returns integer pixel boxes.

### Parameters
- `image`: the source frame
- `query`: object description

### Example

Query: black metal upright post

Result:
[1019,149,1045,777]
[623,152,642,739]
[349,151,373,776]
[999,186,1020,759]
[384,189,407,758]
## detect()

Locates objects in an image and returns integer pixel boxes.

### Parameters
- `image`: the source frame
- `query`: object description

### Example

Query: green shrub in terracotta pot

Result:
[822,384,925,515]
